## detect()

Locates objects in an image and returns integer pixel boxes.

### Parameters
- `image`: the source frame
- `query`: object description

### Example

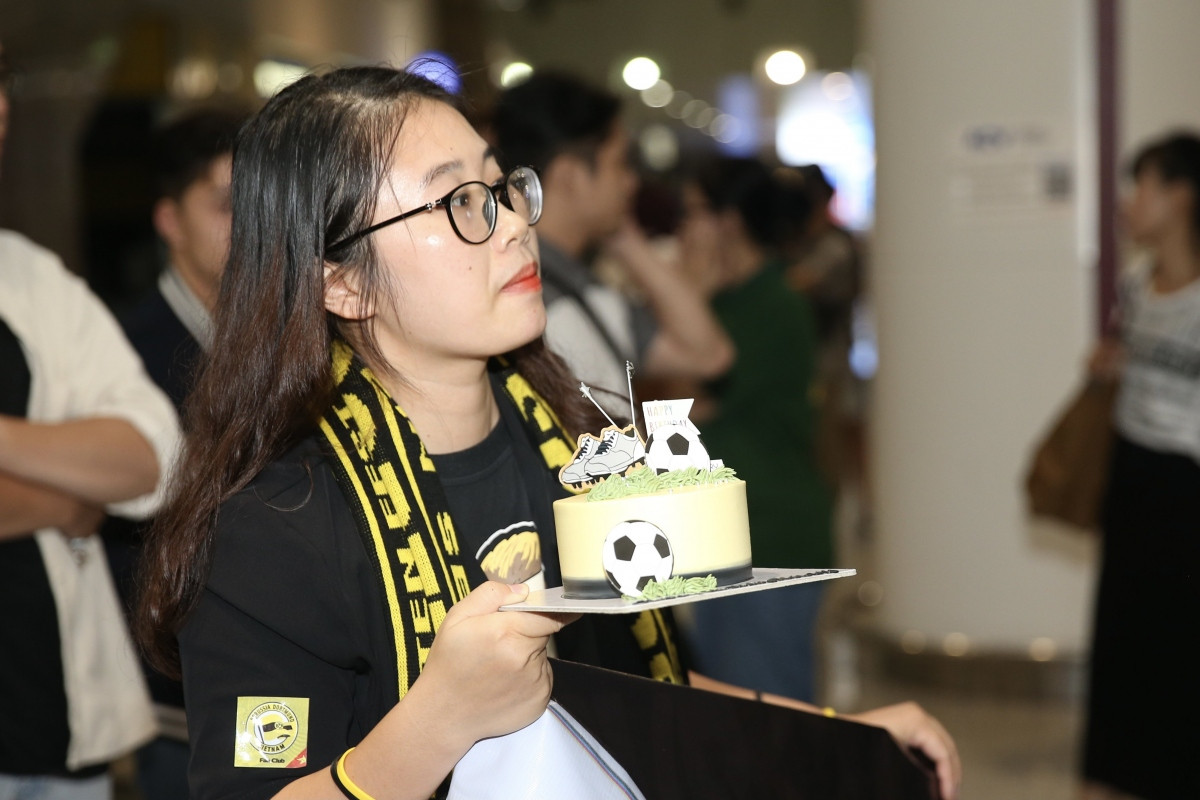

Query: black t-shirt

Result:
[431,391,669,683]
[0,316,92,777]
[433,416,546,589]
[182,399,676,798]
[182,437,398,800]
[0,317,30,417]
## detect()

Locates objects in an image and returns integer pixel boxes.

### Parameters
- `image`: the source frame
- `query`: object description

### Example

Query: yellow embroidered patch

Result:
[233,697,310,768]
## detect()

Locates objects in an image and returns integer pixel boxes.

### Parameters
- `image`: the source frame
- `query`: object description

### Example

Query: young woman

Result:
[1083,132,1200,800]
[138,66,959,800]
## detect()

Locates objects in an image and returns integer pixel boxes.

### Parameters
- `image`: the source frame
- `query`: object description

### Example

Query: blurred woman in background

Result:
[1083,131,1200,800]
[677,156,835,707]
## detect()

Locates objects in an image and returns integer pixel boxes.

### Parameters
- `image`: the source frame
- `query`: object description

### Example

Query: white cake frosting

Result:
[553,478,752,599]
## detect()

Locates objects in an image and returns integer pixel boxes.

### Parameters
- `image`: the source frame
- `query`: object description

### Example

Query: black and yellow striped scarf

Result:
[318,341,685,700]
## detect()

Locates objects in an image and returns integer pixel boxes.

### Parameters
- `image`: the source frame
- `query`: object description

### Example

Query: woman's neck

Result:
[374,354,498,455]
[1152,227,1200,293]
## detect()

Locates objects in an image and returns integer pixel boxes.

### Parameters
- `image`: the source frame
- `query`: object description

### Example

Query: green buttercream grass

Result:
[624,574,719,602]
[587,465,737,502]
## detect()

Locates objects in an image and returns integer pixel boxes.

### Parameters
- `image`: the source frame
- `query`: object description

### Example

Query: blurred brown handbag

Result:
[1025,379,1118,531]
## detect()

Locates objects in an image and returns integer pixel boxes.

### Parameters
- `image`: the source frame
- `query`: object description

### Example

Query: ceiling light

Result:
[622,57,661,91]
[765,49,807,86]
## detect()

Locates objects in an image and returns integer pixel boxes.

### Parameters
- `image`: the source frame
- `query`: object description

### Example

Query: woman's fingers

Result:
[418,582,565,743]
[906,710,960,800]
[849,702,961,800]
[501,608,578,640]
[448,580,530,617]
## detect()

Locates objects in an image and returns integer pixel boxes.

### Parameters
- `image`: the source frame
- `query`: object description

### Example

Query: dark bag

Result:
[1025,379,1118,531]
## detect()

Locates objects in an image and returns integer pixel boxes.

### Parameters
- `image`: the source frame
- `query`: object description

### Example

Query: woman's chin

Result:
[508,307,547,350]
[481,324,544,359]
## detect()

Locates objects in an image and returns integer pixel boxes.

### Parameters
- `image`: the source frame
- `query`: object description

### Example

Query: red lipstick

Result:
[503,263,541,293]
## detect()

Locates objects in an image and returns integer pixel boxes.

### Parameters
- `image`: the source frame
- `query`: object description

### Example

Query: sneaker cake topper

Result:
[559,361,644,489]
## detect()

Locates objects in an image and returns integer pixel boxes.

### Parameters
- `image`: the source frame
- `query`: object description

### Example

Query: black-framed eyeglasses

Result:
[326,165,542,255]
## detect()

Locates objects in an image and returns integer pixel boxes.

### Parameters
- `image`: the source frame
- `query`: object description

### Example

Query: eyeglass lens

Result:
[448,167,541,244]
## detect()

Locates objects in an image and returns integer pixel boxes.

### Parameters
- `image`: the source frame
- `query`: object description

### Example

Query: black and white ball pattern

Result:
[602,520,674,597]
[644,424,710,474]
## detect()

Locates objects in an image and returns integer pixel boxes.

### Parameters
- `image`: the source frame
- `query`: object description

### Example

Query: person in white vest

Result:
[0,40,180,800]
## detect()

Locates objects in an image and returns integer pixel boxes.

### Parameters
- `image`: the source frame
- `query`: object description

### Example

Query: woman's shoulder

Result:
[233,436,331,506]
[210,435,357,585]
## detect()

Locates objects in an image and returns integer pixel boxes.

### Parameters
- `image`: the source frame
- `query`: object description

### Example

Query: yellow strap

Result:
[331,748,376,800]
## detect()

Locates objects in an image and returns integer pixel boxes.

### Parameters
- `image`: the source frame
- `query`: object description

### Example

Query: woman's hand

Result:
[677,212,723,296]
[415,582,577,749]
[603,217,656,269]
[690,671,961,799]
[845,701,961,800]
[284,585,577,800]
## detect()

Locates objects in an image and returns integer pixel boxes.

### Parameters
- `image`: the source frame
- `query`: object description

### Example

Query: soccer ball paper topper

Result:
[641,397,714,474]
[644,424,710,474]
[603,520,674,597]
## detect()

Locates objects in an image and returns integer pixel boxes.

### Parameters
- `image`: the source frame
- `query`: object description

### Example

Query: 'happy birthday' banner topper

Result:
[641,399,699,437]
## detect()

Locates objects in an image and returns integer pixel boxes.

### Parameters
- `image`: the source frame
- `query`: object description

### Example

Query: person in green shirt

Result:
[681,156,834,703]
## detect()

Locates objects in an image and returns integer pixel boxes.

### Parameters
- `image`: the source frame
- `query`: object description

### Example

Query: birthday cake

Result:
[554,395,752,600]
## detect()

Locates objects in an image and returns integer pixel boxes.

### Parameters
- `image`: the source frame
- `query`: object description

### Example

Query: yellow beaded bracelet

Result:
[823,706,837,718]
[330,747,376,800]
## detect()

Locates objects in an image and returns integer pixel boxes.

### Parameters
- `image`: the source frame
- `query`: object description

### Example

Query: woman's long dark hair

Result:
[137,66,604,677]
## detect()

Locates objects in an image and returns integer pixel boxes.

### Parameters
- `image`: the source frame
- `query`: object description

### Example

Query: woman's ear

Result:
[544,154,584,201]
[323,263,372,320]
[1169,181,1197,225]
[153,198,182,250]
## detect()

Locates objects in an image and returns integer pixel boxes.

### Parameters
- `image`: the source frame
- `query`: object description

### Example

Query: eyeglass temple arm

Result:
[326,202,438,254]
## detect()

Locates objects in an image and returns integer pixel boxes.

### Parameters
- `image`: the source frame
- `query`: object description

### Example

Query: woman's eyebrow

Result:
[419,159,463,193]
[419,149,499,192]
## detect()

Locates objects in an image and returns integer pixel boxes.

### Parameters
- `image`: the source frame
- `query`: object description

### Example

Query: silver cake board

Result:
[500,567,856,614]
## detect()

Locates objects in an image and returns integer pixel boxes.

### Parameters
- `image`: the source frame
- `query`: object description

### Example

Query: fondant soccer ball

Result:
[602,520,674,597]
[644,424,710,474]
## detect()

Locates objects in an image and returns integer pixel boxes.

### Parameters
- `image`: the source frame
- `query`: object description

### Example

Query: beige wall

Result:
[863,0,1098,655]
[1121,1,1200,159]
[864,0,1200,657]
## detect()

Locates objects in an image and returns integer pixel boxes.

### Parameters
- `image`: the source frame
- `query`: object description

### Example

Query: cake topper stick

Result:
[579,382,618,429]
[625,361,638,436]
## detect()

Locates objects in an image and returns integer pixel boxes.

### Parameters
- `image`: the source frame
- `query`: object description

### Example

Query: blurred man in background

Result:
[103,105,246,800]
[121,107,243,403]
[491,71,733,419]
